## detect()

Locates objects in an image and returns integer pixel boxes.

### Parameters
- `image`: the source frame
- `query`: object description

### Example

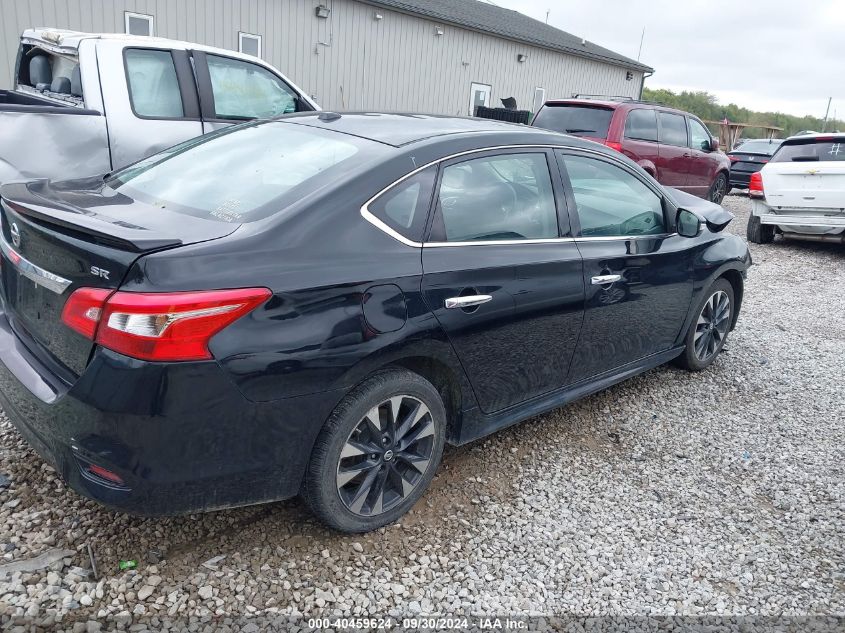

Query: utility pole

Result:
[821,97,832,132]
[637,26,645,61]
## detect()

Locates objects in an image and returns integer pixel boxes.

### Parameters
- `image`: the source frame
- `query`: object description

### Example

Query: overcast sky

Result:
[494,0,844,119]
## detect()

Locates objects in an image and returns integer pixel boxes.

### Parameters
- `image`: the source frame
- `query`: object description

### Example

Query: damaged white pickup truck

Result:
[0,28,319,184]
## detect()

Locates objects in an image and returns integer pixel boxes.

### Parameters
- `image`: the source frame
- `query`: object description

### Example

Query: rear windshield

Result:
[772,138,845,162]
[734,140,782,155]
[533,105,613,139]
[106,122,385,222]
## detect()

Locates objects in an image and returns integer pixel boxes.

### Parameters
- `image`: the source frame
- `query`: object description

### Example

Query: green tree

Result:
[641,88,839,138]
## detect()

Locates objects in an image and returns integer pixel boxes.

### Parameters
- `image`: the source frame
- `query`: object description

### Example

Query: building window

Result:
[238,32,262,58]
[125,12,154,37]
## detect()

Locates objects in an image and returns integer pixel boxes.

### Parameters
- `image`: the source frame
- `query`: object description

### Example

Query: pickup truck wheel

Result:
[746,214,775,244]
[675,279,734,372]
[708,173,728,204]
[302,369,446,533]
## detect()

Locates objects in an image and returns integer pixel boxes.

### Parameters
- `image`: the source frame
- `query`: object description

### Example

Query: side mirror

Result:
[709,138,720,152]
[676,208,702,238]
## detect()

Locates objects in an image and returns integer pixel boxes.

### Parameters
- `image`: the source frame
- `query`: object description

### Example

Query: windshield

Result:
[734,140,782,155]
[772,138,845,163]
[106,122,383,222]
[533,105,614,139]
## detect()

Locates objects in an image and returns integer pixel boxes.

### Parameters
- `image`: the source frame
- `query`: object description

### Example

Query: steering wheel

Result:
[620,211,658,235]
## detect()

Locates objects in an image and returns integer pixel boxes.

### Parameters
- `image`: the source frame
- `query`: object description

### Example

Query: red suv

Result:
[532,98,731,203]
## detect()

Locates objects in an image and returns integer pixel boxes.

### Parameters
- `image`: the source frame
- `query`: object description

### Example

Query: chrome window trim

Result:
[359,143,669,247]
[0,236,73,295]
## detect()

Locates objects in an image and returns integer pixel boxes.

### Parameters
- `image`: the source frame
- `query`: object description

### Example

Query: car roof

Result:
[283,112,584,148]
[20,28,265,65]
[541,98,691,117]
[783,132,845,142]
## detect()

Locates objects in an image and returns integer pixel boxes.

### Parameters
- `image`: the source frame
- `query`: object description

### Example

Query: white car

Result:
[747,133,845,244]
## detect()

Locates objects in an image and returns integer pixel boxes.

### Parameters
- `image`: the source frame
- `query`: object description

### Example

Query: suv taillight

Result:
[62,287,271,361]
[749,171,765,199]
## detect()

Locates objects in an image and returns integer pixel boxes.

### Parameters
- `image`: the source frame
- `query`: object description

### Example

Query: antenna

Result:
[637,26,645,61]
[545,9,550,24]
[821,97,832,132]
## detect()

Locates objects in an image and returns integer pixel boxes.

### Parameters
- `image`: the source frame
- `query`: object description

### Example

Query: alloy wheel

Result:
[710,175,727,203]
[694,290,731,362]
[336,395,436,516]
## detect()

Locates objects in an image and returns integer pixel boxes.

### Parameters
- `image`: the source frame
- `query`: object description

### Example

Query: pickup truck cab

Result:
[747,133,845,244]
[0,28,318,184]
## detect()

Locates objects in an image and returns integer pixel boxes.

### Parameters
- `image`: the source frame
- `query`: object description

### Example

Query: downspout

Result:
[639,71,653,99]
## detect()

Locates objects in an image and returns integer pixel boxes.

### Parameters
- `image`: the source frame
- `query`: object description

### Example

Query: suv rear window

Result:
[106,121,386,222]
[533,105,613,139]
[772,138,845,162]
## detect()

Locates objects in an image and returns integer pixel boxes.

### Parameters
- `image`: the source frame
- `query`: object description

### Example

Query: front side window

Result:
[125,49,183,118]
[106,122,382,222]
[658,112,688,147]
[688,118,712,151]
[207,54,297,119]
[434,153,558,242]
[624,108,658,142]
[367,167,437,242]
[560,153,666,237]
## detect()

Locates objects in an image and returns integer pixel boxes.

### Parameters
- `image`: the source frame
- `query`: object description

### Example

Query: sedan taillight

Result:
[749,171,765,199]
[62,287,271,361]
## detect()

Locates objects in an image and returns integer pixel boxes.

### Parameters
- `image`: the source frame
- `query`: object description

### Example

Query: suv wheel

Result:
[302,369,446,533]
[746,214,775,244]
[708,173,728,204]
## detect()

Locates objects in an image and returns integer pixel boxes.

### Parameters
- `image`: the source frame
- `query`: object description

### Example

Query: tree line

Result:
[641,88,840,138]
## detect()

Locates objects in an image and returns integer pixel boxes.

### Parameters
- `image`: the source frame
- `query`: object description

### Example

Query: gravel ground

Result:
[0,194,843,630]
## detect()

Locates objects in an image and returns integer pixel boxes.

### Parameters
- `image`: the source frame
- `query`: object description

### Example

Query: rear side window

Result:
[207,54,298,119]
[433,153,558,242]
[657,112,688,147]
[125,49,184,118]
[106,122,385,222]
[533,105,613,139]
[772,139,845,162]
[624,109,657,142]
[367,167,437,242]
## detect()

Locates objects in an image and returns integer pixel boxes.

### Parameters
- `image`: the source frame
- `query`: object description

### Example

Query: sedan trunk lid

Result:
[0,177,239,378]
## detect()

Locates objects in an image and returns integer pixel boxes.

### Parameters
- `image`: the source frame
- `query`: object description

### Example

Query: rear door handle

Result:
[445,295,492,309]
[591,274,622,285]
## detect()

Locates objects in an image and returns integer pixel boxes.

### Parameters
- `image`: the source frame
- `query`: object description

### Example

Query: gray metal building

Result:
[0,0,652,115]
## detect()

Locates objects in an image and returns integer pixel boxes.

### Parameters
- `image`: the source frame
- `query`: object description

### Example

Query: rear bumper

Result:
[752,201,845,235]
[728,171,753,188]
[0,310,343,515]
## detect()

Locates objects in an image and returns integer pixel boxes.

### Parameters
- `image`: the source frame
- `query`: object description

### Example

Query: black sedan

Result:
[728,139,783,190]
[0,114,751,532]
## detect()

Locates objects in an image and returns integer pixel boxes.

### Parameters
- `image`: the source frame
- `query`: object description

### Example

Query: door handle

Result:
[445,295,493,309]
[591,274,622,285]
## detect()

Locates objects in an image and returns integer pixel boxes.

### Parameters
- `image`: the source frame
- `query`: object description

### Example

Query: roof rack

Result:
[571,94,633,101]
[569,94,666,107]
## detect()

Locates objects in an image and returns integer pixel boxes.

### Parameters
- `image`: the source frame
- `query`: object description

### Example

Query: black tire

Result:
[302,369,446,533]
[746,214,775,244]
[708,172,728,204]
[675,278,735,372]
